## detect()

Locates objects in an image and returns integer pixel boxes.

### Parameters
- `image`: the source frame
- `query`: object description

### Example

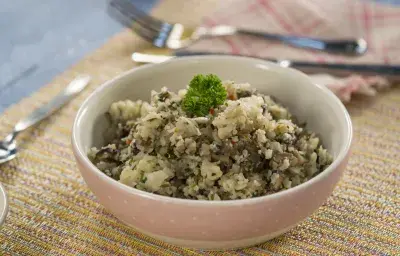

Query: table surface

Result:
[0,0,400,113]
[2,0,400,114]
[0,0,157,113]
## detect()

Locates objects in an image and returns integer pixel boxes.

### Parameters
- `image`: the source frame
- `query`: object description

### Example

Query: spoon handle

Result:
[13,75,91,135]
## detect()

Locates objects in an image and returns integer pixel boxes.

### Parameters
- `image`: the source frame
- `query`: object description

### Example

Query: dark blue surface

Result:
[0,0,157,113]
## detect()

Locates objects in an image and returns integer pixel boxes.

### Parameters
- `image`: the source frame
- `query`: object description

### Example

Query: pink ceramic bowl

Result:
[72,56,352,250]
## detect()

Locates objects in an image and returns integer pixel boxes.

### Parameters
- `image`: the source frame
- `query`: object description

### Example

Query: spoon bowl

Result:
[0,145,17,164]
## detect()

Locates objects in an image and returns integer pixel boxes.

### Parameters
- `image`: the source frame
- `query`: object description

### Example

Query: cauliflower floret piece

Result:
[175,117,201,137]
[201,161,223,181]
[144,171,169,192]
[109,99,143,122]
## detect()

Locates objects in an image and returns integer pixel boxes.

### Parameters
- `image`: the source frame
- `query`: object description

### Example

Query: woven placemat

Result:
[0,0,399,255]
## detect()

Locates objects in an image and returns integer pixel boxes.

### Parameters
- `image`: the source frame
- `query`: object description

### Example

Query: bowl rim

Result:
[72,55,353,206]
[0,182,8,225]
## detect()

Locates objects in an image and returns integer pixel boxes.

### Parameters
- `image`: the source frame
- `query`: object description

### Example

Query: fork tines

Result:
[107,0,173,47]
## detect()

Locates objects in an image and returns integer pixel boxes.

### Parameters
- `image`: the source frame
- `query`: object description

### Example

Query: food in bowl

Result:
[73,56,352,250]
[88,74,332,200]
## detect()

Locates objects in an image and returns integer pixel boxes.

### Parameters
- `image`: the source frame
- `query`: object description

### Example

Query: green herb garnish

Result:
[182,74,227,117]
[140,173,147,183]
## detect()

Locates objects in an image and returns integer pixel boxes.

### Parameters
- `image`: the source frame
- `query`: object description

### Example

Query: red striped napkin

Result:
[188,0,398,102]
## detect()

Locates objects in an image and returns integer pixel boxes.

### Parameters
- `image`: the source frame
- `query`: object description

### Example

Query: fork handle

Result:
[235,29,367,56]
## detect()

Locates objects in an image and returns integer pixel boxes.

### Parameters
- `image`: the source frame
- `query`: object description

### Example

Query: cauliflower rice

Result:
[88,80,333,200]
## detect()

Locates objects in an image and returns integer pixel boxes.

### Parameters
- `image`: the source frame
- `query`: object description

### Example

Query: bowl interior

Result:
[75,56,350,169]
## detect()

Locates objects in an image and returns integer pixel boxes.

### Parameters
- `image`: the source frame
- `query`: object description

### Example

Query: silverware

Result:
[0,75,91,164]
[131,51,400,79]
[108,0,367,56]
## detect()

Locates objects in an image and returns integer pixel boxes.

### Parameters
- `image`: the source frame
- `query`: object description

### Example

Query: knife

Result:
[132,51,400,79]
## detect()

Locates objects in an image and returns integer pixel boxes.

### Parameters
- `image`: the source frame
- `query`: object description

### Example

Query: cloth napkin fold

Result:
[187,0,398,102]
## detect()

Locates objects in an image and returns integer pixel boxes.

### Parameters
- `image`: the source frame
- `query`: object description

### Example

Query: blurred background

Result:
[1,0,399,113]
[0,0,156,113]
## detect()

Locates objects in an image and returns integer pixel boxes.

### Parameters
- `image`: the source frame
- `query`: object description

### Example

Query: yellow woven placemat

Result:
[1,1,399,255]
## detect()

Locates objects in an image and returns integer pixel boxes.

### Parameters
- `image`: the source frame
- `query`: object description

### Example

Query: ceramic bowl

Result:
[0,182,8,226]
[72,56,352,250]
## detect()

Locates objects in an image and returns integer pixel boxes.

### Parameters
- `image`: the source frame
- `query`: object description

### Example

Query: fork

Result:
[108,0,367,56]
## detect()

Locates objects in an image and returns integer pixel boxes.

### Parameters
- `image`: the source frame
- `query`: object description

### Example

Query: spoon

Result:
[0,75,91,164]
